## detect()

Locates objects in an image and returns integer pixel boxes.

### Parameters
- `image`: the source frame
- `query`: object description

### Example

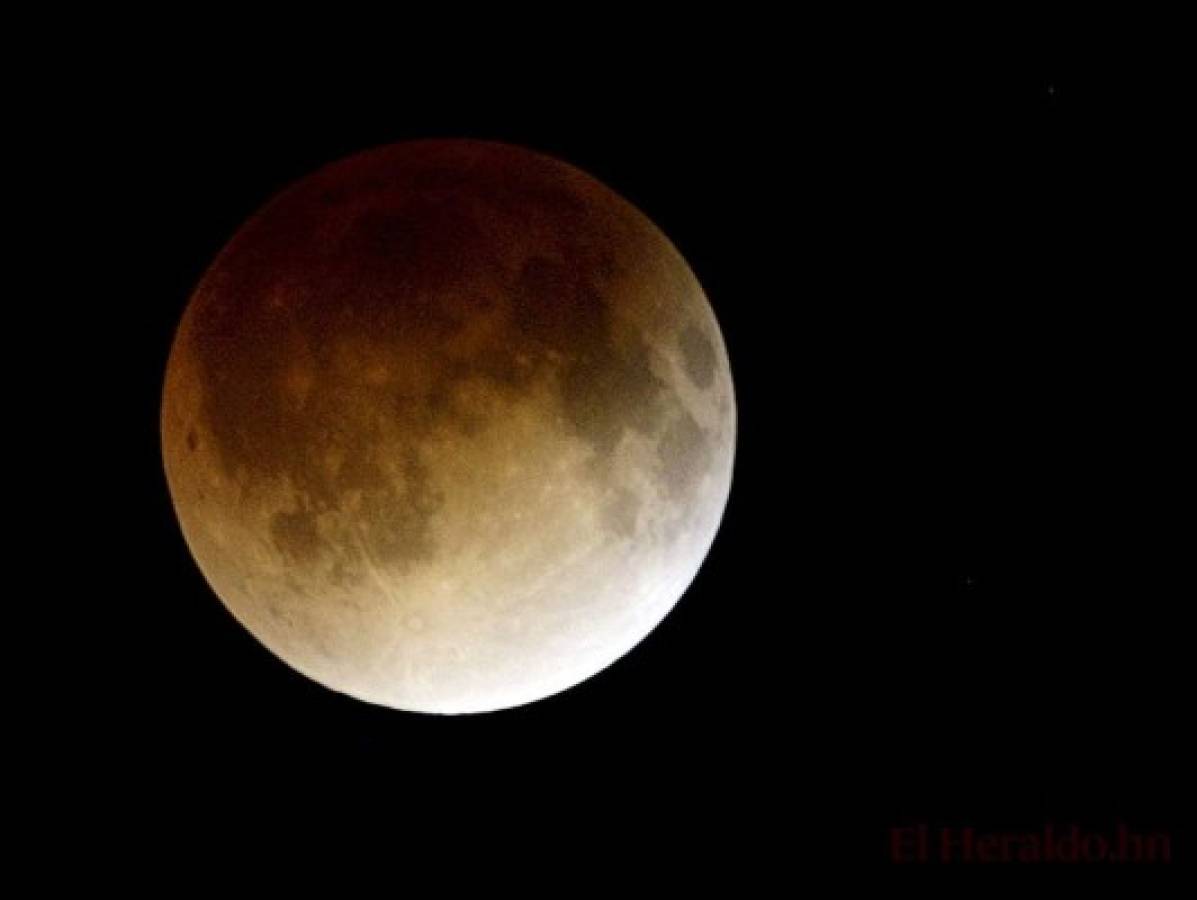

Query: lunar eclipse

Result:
[161,140,735,713]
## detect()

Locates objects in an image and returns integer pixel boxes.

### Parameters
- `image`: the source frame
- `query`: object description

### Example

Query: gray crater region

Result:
[161,140,735,713]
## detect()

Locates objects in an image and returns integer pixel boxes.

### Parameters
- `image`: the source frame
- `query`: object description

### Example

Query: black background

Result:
[56,16,1184,879]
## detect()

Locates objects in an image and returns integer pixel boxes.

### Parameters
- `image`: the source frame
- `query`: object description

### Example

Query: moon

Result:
[161,140,735,713]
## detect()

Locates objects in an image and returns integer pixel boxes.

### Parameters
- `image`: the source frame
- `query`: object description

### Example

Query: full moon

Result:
[161,140,735,713]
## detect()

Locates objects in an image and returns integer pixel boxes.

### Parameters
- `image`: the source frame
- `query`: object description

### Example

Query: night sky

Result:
[54,18,1184,879]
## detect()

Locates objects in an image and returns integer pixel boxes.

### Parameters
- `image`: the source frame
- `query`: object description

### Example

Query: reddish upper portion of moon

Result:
[176,141,724,561]
[161,140,734,711]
